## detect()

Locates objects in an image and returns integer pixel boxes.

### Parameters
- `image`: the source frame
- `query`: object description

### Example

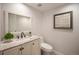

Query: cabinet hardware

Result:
[33,43,34,45]
[22,47,24,50]
[20,47,24,51]
[19,48,22,51]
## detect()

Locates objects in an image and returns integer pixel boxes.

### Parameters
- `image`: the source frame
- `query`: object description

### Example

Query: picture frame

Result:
[54,11,73,29]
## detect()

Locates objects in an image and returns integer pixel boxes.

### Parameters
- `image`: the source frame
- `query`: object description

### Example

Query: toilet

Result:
[39,36,53,55]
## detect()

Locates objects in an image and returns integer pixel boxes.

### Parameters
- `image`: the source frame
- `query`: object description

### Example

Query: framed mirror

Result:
[5,11,32,33]
[54,11,73,29]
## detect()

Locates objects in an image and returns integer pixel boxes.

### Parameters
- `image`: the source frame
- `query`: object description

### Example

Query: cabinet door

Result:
[3,46,21,55]
[21,42,32,55]
[31,39,41,55]
[0,51,2,55]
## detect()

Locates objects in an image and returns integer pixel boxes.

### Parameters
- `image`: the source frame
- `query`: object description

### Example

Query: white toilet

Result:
[39,36,53,55]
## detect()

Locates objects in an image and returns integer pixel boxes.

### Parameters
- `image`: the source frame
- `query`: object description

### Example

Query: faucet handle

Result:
[17,35,19,39]
[29,32,31,34]
[21,32,26,38]
[21,35,23,38]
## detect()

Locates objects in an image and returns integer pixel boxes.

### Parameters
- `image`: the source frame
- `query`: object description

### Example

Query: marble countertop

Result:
[0,35,40,52]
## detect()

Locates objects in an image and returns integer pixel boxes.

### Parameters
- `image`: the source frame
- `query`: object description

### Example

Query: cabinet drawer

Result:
[0,51,2,55]
[3,46,21,55]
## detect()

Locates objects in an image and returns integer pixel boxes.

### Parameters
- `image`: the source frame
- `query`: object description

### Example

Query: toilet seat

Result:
[41,43,53,52]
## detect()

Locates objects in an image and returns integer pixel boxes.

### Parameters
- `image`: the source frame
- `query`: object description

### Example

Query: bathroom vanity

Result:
[0,11,41,55]
[0,35,41,55]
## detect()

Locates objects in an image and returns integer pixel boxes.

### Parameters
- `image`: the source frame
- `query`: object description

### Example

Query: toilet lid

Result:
[41,43,53,50]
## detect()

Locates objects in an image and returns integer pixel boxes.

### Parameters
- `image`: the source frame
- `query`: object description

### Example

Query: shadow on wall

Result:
[53,29,73,32]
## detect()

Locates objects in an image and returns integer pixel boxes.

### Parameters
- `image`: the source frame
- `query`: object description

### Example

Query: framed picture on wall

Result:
[54,11,73,29]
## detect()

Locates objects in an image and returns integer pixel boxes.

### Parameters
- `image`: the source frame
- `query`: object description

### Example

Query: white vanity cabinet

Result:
[31,39,41,55]
[21,42,32,55]
[3,46,21,55]
[20,39,41,55]
[1,39,40,55]
[0,51,2,55]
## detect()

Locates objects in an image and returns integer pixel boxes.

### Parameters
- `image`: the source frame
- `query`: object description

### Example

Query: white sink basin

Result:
[12,36,30,40]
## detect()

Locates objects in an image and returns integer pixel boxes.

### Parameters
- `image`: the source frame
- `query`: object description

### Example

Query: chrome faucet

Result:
[21,32,26,38]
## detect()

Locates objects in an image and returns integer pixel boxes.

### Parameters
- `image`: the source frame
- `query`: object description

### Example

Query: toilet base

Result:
[41,50,56,55]
[41,50,52,55]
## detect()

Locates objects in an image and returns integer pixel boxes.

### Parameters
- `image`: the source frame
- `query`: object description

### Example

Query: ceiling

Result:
[25,3,67,12]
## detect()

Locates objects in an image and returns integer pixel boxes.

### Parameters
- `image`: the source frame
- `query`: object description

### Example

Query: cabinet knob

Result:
[20,47,24,51]
[20,48,22,51]
[32,43,34,45]
[22,47,24,50]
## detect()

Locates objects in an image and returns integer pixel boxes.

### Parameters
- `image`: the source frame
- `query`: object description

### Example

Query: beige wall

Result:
[42,4,79,55]
[0,4,2,40]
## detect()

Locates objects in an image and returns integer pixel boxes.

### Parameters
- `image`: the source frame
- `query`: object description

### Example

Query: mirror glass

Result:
[8,13,32,32]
